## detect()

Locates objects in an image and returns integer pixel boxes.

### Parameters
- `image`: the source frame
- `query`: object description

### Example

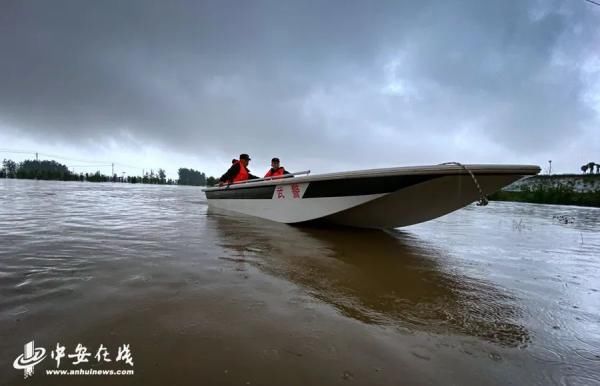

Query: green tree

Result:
[3,159,17,178]
[158,168,166,184]
[177,168,207,186]
[16,160,76,181]
[88,171,109,182]
[587,162,595,175]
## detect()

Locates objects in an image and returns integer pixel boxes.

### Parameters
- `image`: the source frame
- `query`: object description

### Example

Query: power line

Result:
[0,148,150,171]
[0,149,109,165]
[38,152,114,165]
[585,0,600,7]
[0,149,176,178]
[70,164,112,167]
[0,149,35,155]
[113,162,144,171]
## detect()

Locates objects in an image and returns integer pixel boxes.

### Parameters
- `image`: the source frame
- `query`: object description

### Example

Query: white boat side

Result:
[202,164,540,228]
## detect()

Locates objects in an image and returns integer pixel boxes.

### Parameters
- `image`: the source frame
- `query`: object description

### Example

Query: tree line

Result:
[581,162,600,174]
[177,168,217,186]
[1,158,215,186]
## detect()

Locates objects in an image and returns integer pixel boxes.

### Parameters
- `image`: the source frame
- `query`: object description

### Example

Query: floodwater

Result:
[1,179,599,386]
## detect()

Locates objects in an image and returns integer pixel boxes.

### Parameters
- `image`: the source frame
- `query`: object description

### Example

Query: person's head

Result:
[271,157,280,169]
[239,153,251,167]
[231,159,236,164]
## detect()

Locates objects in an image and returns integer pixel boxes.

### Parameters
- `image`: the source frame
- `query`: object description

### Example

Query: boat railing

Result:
[225,170,311,186]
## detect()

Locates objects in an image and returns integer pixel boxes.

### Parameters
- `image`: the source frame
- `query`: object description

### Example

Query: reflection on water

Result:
[1,179,600,385]
[208,209,529,347]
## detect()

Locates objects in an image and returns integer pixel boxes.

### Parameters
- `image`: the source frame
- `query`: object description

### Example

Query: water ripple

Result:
[1,181,600,385]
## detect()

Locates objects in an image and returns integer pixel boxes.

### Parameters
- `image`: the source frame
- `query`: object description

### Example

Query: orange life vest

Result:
[265,167,285,178]
[232,160,249,183]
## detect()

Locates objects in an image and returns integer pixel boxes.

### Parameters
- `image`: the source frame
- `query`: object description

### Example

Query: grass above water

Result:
[489,185,600,208]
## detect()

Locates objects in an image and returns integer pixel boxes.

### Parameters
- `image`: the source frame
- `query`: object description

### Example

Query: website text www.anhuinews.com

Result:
[46,369,134,376]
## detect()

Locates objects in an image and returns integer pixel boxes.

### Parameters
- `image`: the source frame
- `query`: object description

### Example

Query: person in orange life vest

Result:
[264,157,291,179]
[218,153,259,186]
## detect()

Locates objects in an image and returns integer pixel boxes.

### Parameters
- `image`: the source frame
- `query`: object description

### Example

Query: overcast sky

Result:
[1,0,599,178]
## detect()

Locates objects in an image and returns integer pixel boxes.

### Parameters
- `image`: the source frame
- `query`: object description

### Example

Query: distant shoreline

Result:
[1,158,216,186]
[489,174,600,208]
[0,177,208,188]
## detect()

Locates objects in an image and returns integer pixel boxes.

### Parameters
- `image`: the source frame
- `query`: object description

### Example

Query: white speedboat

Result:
[203,163,540,228]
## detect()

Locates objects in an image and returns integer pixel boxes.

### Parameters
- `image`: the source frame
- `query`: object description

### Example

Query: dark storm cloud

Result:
[0,0,598,167]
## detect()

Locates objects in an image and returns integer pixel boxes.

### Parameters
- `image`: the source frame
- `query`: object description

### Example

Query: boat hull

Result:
[323,174,521,228]
[203,164,540,228]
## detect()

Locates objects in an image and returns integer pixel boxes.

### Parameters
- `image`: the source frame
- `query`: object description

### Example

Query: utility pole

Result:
[35,152,38,161]
[112,163,114,177]
[548,160,552,175]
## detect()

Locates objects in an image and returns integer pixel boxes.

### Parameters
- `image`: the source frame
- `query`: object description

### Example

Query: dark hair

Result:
[232,159,236,164]
[271,157,280,163]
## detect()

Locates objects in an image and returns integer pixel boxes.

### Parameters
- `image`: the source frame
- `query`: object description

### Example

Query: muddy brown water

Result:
[1,179,599,385]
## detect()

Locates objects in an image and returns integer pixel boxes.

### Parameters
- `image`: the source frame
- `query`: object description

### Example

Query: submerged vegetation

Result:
[1,158,215,186]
